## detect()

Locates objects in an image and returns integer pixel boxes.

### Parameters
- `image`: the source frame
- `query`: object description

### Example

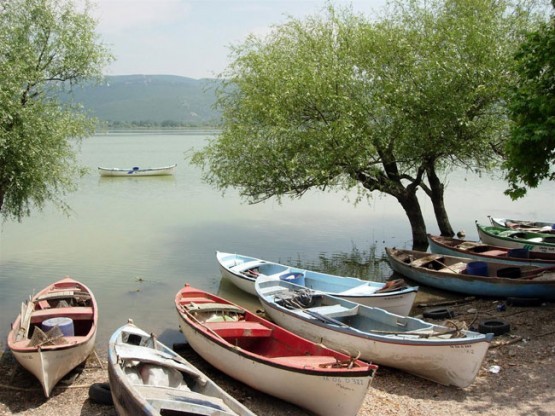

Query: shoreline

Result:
[1,297,554,415]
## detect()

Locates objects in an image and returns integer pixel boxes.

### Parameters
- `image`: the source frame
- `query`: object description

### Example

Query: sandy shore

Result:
[1,297,554,416]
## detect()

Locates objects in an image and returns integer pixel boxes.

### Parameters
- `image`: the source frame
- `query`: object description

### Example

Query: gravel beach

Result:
[1,297,554,416]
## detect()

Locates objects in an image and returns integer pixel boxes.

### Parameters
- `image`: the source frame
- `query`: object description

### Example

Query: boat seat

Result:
[35,290,90,302]
[338,284,377,296]
[307,304,356,318]
[177,297,214,305]
[204,321,273,338]
[188,302,244,314]
[258,286,290,296]
[133,385,230,413]
[410,254,443,267]
[230,260,266,272]
[481,250,508,257]
[30,306,94,323]
[439,262,467,274]
[269,355,343,368]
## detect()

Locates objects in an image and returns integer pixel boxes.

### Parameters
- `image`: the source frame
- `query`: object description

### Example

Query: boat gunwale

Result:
[175,289,376,378]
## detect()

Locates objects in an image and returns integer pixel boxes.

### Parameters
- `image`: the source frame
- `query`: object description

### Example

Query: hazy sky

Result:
[92,1,388,79]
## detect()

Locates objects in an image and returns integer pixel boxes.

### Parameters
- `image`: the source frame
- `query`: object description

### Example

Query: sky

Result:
[91,0,388,79]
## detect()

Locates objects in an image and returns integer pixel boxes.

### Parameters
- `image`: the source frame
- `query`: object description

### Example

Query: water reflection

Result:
[2,132,554,351]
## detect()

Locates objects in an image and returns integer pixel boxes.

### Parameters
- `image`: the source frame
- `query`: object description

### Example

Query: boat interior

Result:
[265,285,465,339]
[116,329,238,416]
[12,289,95,349]
[397,251,543,279]
[179,295,357,366]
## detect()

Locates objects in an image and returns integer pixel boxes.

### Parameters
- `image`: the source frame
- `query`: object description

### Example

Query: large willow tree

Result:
[193,0,542,249]
[0,0,112,221]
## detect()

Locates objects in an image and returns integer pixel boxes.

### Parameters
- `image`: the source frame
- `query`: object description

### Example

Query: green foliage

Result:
[504,3,555,199]
[193,1,537,200]
[0,0,112,221]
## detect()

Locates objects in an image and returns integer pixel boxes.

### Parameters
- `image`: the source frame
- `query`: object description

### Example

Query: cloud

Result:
[93,0,192,34]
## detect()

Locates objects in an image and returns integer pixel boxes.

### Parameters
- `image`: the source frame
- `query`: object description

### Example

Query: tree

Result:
[0,0,112,221]
[504,0,555,199]
[192,1,541,249]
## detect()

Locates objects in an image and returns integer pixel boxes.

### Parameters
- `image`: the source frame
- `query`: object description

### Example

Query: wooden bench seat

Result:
[133,385,232,414]
[30,306,94,323]
[187,302,243,313]
[204,321,273,338]
[269,355,340,368]
[481,250,509,257]
[410,254,443,267]
[177,297,214,305]
[307,304,356,318]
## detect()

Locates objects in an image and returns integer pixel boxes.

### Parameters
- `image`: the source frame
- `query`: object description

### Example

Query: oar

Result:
[304,309,349,328]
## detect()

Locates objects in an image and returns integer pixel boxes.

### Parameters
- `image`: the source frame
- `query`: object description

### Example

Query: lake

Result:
[1,131,553,351]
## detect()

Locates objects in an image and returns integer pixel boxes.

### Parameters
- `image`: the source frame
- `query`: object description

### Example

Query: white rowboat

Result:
[108,320,255,416]
[175,284,377,416]
[98,164,177,177]
[7,277,98,397]
[255,277,493,388]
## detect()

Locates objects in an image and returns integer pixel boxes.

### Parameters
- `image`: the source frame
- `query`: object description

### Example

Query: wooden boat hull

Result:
[476,223,555,257]
[108,321,255,416]
[386,247,555,300]
[7,277,98,397]
[217,251,418,315]
[11,333,96,397]
[427,234,555,267]
[98,164,176,177]
[175,284,376,416]
[256,278,492,388]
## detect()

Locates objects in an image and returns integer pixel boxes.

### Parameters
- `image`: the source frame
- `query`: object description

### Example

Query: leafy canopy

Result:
[192,0,542,238]
[504,1,555,199]
[0,0,112,221]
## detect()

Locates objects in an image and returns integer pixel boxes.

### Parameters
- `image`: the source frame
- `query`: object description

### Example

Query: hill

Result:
[64,75,220,127]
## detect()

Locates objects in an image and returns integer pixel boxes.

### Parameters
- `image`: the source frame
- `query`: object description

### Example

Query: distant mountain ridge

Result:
[65,75,221,127]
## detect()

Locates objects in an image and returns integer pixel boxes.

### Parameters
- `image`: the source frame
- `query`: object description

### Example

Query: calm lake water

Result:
[1,131,553,352]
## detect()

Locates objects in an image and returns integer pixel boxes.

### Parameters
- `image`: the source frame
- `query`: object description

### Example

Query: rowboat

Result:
[255,277,492,388]
[7,277,98,397]
[385,247,555,300]
[175,284,377,416]
[476,222,555,258]
[216,251,418,315]
[98,164,176,177]
[489,216,555,233]
[108,320,255,416]
[427,234,555,267]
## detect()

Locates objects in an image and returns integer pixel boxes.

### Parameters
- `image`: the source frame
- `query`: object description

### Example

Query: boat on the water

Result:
[489,216,555,233]
[216,251,418,315]
[385,247,555,300]
[7,277,98,397]
[255,277,492,388]
[107,320,255,416]
[476,222,555,258]
[427,234,555,267]
[175,284,377,416]
[98,164,177,177]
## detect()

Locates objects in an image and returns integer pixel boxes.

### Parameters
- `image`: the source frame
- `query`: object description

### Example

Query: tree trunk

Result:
[426,166,454,237]
[396,190,428,251]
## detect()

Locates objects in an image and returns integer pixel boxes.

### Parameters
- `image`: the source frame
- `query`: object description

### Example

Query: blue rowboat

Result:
[385,247,555,300]
[217,251,418,315]
[427,234,555,267]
